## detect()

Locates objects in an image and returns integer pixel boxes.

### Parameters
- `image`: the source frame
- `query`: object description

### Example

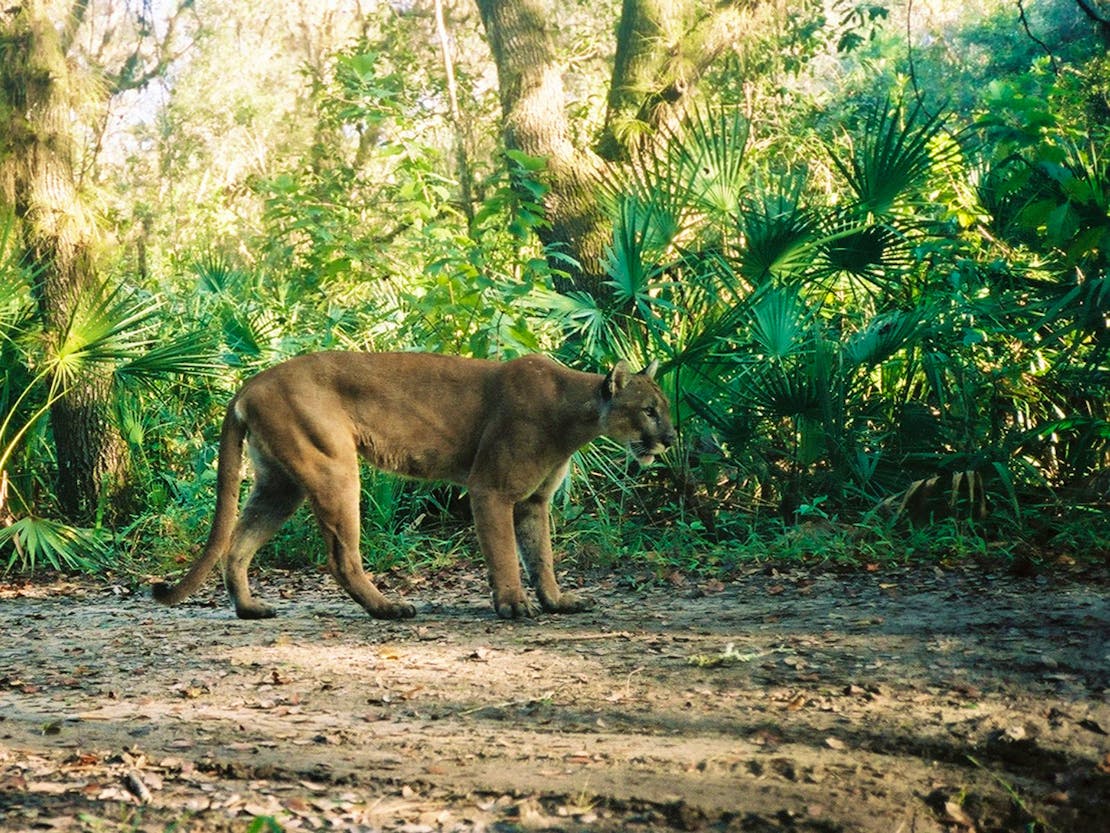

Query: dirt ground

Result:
[1,560,1107,833]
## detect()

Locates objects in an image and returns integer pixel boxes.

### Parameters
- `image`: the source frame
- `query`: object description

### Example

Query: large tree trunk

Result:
[476,0,744,296]
[475,0,611,295]
[1,0,129,524]
[598,0,744,160]
[597,0,686,162]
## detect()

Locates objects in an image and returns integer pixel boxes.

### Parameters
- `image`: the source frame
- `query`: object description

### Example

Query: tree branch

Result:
[597,0,747,161]
[1075,0,1110,43]
[105,0,194,93]
[434,0,476,228]
[1017,0,1060,76]
[61,0,90,54]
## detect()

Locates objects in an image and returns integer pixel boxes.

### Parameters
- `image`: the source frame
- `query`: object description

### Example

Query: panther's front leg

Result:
[514,493,593,614]
[470,490,538,619]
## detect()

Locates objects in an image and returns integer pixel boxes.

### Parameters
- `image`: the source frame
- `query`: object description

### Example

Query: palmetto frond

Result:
[52,283,220,386]
[829,99,952,216]
[0,515,106,574]
[1,278,221,488]
[725,287,828,421]
[737,173,820,284]
[599,137,692,253]
[843,307,927,368]
[193,252,254,295]
[220,307,290,363]
[603,193,679,305]
[664,106,750,221]
[0,214,35,333]
[735,361,824,420]
[599,106,750,266]
[52,284,162,382]
[819,208,913,286]
[747,285,815,361]
[116,330,222,387]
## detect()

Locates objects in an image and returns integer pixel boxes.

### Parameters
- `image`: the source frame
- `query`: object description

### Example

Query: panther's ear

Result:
[604,361,632,399]
[640,359,659,380]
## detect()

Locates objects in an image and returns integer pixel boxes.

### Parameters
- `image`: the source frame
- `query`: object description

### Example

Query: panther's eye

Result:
[643,406,659,420]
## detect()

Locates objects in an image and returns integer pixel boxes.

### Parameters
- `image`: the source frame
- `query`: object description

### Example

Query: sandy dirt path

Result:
[1,563,1107,832]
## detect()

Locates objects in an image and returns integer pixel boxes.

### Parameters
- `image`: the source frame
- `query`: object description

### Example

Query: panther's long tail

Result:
[152,399,247,605]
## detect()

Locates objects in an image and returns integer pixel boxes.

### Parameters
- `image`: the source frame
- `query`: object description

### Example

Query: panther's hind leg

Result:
[307,458,416,620]
[224,455,306,619]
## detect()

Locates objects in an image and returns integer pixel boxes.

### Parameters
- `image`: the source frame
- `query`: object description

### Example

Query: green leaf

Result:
[505,149,549,172]
[748,287,813,360]
[116,331,222,385]
[739,174,819,283]
[961,328,987,346]
[0,516,105,574]
[844,308,925,367]
[828,98,953,215]
[52,283,164,382]
[343,51,379,81]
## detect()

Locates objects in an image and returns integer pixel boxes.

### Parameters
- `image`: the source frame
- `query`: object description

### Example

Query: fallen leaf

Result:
[65,752,101,767]
[26,781,71,794]
[785,692,807,711]
[942,799,976,829]
[284,797,312,814]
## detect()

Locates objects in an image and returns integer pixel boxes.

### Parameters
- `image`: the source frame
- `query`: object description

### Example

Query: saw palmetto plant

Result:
[559,96,1108,527]
[0,218,219,572]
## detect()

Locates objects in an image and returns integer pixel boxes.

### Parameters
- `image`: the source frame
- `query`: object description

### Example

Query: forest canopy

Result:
[1,0,1107,575]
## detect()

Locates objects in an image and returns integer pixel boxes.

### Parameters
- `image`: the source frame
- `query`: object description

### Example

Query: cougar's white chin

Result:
[631,442,660,466]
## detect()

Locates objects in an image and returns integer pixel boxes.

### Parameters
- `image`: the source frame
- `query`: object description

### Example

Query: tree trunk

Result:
[434,0,477,229]
[476,0,744,296]
[1,0,129,524]
[475,0,611,295]
[597,0,686,161]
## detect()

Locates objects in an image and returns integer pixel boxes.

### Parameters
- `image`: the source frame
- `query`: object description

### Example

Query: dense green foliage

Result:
[1,0,1107,576]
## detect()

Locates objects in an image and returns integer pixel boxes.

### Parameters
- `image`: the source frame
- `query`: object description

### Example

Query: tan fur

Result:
[153,352,675,620]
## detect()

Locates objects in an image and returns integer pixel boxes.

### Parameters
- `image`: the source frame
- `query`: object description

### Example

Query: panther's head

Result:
[599,360,677,466]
